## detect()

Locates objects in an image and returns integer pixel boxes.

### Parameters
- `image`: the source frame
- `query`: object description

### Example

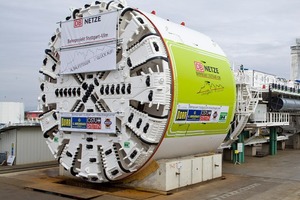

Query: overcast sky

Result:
[0,0,299,110]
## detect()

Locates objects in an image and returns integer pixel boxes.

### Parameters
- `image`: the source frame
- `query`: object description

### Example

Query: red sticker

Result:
[194,61,205,73]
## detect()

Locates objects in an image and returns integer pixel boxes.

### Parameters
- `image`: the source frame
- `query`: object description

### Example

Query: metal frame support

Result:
[238,131,245,163]
[232,131,246,164]
[269,127,277,155]
[232,143,238,164]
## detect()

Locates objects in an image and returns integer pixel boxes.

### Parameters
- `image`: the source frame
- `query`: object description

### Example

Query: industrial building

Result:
[0,102,54,165]
[221,39,300,162]
[291,38,300,80]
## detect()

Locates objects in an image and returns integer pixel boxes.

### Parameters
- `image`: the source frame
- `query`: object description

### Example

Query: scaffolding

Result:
[220,69,291,149]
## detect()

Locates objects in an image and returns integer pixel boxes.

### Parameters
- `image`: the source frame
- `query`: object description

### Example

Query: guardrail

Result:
[267,112,289,124]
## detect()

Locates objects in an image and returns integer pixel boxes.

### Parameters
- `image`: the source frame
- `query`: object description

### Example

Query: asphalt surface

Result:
[1,149,300,200]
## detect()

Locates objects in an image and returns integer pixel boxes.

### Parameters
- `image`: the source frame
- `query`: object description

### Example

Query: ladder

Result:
[220,79,261,148]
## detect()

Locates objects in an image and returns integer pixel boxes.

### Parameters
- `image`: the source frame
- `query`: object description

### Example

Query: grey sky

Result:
[0,0,299,110]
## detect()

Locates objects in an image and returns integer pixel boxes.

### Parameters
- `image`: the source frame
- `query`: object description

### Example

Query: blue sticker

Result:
[187,110,201,121]
[72,117,87,129]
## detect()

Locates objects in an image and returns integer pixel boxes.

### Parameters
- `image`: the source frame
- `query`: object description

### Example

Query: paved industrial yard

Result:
[0,149,300,200]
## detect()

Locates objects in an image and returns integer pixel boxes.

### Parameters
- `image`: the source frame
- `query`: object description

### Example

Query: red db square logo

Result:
[74,19,83,28]
[194,61,205,73]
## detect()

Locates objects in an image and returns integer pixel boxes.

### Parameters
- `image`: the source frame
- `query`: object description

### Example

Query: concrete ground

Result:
[1,149,300,200]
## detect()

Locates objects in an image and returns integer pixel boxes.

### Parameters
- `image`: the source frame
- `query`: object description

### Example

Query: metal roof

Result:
[0,122,40,133]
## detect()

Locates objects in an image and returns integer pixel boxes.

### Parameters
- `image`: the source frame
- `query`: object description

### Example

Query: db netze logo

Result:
[74,19,83,28]
[194,61,205,73]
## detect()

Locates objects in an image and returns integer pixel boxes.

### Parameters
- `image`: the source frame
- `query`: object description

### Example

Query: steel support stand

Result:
[232,143,239,164]
[232,131,246,164]
[238,131,245,163]
[269,127,277,155]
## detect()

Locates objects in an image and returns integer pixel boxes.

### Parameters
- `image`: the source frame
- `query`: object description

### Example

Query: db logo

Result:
[74,19,83,28]
[194,61,205,73]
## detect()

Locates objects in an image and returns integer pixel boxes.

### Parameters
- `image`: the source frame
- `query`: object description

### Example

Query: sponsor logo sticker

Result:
[104,118,112,129]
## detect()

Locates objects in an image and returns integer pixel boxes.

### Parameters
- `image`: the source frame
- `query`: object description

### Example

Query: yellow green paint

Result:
[165,39,236,137]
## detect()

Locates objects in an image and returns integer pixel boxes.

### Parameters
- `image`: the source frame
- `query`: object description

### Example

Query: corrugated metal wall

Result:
[15,126,54,165]
[0,129,16,155]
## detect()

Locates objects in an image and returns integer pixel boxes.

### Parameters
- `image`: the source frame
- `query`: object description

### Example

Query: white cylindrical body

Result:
[39,1,235,183]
